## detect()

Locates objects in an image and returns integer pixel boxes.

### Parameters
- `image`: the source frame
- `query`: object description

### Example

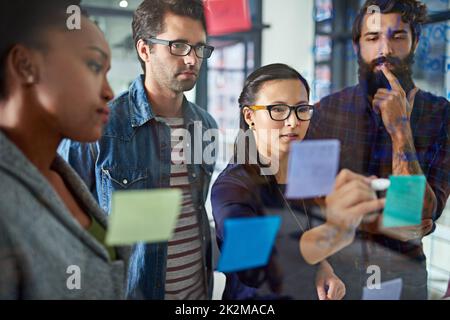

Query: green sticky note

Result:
[383,175,426,228]
[106,189,182,245]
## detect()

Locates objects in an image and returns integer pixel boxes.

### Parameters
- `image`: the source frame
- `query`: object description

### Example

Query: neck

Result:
[274,153,289,184]
[0,98,60,178]
[144,74,184,118]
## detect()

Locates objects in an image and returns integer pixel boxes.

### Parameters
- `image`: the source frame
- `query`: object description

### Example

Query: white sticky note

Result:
[286,140,340,199]
[362,278,403,300]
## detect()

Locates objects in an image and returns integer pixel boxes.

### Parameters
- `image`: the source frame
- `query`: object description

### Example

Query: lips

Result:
[179,72,197,77]
[177,70,198,77]
[280,133,299,141]
[96,107,110,123]
[374,62,393,71]
[280,133,298,137]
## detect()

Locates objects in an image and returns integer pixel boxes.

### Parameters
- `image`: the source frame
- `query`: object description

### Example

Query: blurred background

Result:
[82,0,450,299]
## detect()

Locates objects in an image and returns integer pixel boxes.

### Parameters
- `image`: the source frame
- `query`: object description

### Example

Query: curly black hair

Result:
[352,0,428,46]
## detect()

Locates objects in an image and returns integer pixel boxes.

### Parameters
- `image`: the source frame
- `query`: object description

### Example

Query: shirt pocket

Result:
[99,167,149,212]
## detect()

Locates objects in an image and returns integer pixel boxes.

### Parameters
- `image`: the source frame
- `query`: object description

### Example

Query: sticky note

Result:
[106,189,182,245]
[286,140,340,199]
[363,278,403,300]
[218,216,281,273]
[383,175,426,228]
[204,0,252,36]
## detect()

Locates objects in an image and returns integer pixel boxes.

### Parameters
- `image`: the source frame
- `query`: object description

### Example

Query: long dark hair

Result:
[233,63,311,165]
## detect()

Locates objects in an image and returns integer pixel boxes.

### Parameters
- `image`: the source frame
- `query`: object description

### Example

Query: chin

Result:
[72,130,102,143]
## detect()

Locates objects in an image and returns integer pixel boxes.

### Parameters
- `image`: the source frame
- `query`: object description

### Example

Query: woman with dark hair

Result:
[211,63,385,300]
[0,0,129,299]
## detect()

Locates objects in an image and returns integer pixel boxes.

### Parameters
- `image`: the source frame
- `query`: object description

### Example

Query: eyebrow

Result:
[271,100,309,105]
[391,30,408,36]
[87,46,109,60]
[363,29,408,37]
[172,39,207,46]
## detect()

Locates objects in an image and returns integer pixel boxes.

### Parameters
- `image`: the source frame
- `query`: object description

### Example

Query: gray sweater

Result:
[0,131,130,299]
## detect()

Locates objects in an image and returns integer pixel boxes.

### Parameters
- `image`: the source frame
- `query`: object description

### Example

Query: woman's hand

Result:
[315,261,346,300]
[300,170,385,265]
[325,169,385,231]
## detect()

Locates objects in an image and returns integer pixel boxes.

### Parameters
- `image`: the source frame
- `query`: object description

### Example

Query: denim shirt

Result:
[58,75,218,299]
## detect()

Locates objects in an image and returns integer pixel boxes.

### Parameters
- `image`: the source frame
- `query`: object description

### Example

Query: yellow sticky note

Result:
[106,189,182,245]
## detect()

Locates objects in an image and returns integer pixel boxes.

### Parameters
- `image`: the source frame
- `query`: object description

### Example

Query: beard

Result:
[358,52,416,98]
[169,76,197,93]
[150,56,199,93]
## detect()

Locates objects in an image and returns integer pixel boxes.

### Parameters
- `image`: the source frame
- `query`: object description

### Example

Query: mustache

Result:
[369,55,403,69]
[360,54,414,75]
[358,53,416,96]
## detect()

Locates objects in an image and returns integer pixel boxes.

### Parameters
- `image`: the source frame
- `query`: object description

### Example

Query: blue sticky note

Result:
[383,175,426,228]
[218,216,281,273]
[286,140,340,199]
[363,278,403,300]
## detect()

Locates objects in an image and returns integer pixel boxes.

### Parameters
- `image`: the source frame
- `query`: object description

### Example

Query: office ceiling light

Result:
[119,0,128,8]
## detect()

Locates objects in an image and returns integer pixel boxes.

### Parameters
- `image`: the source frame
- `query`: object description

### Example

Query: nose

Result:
[183,48,200,66]
[378,34,393,57]
[285,109,298,128]
[102,77,114,102]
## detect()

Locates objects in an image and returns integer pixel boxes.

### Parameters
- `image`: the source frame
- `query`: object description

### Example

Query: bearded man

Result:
[307,0,449,300]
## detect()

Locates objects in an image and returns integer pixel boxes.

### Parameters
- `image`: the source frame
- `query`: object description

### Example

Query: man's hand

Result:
[362,217,434,242]
[372,66,416,140]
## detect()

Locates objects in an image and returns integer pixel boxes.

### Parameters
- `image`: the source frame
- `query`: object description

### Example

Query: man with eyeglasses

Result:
[59,0,218,300]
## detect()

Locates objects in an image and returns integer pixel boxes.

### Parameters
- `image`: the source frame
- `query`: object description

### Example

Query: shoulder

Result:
[188,101,218,129]
[213,164,262,192]
[316,85,359,107]
[108,90,132,120]
[0,169,33,226]
[418,90,450,110]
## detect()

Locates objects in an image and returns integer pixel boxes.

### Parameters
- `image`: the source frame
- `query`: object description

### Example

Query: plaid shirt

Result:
[307,84,450,256]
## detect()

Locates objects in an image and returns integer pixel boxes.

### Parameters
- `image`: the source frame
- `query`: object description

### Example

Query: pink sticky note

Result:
[205,0,252,36]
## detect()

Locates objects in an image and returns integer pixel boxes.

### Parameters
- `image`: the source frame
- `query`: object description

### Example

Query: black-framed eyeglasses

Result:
[247,104,314,121]
[146,37,215,59]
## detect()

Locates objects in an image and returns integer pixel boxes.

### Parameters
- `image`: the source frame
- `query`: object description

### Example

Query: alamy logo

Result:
[366,5,381,32]
[366,265,381,289]
[66,5,81,30]
[66,265,81,290]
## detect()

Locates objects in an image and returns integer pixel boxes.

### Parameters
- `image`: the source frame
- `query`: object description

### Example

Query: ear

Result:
[352,41,360,56]
[8,45,39,86]
[242,107,255,128]
[137,39,152,63]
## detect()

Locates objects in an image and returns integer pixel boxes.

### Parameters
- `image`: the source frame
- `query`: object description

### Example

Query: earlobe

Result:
[242,107,255,129]
[352,42,359,56]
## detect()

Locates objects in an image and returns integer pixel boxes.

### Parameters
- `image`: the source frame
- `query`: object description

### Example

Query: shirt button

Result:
[192,173,197,178]
[122,179,128,185]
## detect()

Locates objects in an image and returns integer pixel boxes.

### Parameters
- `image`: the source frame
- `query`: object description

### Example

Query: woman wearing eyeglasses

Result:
[211,64,385,300]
